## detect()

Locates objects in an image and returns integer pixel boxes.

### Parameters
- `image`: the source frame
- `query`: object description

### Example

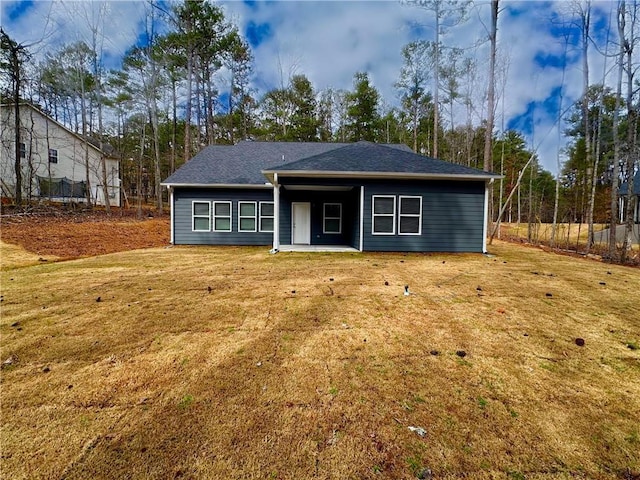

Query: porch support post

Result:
[359,185,364,252]
[273,174,280,251]
[619,197,624,223]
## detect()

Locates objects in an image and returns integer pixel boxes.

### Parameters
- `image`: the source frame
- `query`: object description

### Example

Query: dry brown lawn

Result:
[1,240,639,479]
[500,223,607,245]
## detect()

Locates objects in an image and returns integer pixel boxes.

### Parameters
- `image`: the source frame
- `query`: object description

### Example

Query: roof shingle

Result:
[162,140,497,186]
[266,141,497,178]
[163,141,351,185]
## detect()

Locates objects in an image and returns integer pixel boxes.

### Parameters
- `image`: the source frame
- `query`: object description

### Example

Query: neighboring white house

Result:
[0,103,120,206]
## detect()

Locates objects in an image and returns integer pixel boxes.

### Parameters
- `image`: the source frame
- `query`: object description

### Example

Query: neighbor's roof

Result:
[162,140,497,187]
[264,141,500,182]
[619,171,640,196]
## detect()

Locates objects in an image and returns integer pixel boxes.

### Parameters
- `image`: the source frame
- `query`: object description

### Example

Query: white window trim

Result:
[323,203,342,234]
[259,201,274,233]
[398,195,422,236]
[192,201,211,232]
[372,195,396,235]
[238,201,257,232]
[213,201,232,232]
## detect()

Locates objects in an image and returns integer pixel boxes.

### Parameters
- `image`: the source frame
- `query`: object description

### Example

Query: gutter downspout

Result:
[169,186,175,244]
[483,179,493,253]
[359,186,364,252]
[272,173,280,253]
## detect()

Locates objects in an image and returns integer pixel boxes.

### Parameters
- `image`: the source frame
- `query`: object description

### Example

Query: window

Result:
[398,196,422,235]
[238,202,257,232]
[192,201,210,232]
[323,203,342,234]
[19,143,26,158]
[213,201,232,232]
[259,202,274,232]
[372,196,396,235]
[48,149,58,164]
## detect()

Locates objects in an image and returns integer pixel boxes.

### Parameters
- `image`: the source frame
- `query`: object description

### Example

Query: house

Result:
[0,103,120,206]
[162,141,500,253]
[619,171,639,223]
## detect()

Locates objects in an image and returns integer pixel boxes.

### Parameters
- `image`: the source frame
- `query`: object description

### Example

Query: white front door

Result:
[292,202,311,244]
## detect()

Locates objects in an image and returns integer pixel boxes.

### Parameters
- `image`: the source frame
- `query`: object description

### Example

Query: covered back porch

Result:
[273,178,362,251]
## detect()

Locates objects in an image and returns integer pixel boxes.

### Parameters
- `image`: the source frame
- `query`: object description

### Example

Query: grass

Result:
[0,240,60,270]
[500,222,606,246]
[1,240,639,479]
[500,222,639,251]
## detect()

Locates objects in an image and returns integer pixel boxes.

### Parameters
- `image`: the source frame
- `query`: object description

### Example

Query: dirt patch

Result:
[1,208,170,260]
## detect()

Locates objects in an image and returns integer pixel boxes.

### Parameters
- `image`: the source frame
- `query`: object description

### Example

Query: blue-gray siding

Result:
[173,187,274,245]
[361,181,485,252]
[278,188,359,246]
[173,179,487,252]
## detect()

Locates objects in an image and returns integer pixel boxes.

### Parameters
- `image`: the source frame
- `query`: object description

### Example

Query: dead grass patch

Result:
[1,243,639,479]
[500,222,608,245]
[0,240,59,270]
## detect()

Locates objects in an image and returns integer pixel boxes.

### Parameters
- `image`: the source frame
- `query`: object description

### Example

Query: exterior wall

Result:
[361,180,486,252]
[275,177,487,252]
[278,187,359,246]
[172,178,487,252]
[0,105,120,206]
[173,187,274,245]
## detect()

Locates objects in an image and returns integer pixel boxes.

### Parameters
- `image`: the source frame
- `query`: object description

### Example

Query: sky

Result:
[0,0,620,175]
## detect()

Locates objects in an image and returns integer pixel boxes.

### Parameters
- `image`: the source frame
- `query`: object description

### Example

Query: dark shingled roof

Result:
[266,141,498,178]
[162,140,495,186]
[619,171,639,196]
[163,141,352,185]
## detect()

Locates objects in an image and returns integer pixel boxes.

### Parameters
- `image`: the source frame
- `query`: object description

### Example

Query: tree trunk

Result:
[580,2,593,253]
[97,82,110,212]
[433,6,440,158]
[184,49,193,163]
[80,84,92,206]
[151,108,163,214]
[484,0,499,235]
[137,123,146,220]
[171,77,177,174]
[13,67,22,206]
[621,11,637,260]
[489,154,536,243]
[551,35,569,248]
[608,2,624,257]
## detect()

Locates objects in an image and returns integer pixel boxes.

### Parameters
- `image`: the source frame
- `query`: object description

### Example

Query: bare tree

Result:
[396,41,432,152]
[619,0,639,260]
[0,28,31,206]
[80,2,111,212]
[483,0,499,236]
[609,1,627,256]
[571,1,597,253]
[550,35,570,248]
[406,0,471,158]
[123,3,165,214]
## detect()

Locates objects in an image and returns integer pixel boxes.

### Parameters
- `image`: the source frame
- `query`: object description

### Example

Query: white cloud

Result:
[2,0,618,175]
[1,0,149,68]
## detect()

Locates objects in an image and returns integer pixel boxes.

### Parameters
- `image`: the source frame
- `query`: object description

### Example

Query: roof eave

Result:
[262,170,502,183]
[161,182,273,189]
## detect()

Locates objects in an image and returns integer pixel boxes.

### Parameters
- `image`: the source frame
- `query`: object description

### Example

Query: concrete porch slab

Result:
[277,245,359,253]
